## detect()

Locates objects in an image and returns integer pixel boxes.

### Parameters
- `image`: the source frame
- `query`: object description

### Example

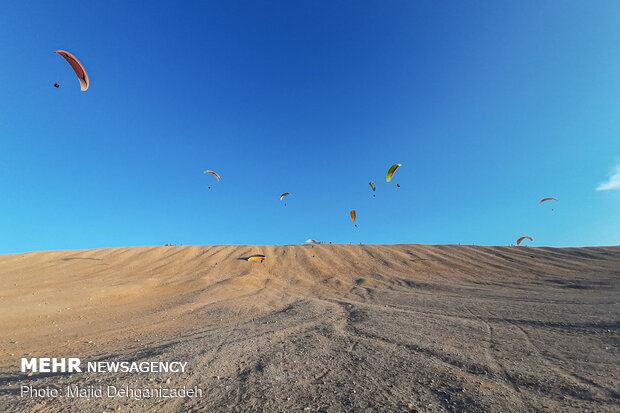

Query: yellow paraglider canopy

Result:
[387,164,401,182]
[247,254,265,262]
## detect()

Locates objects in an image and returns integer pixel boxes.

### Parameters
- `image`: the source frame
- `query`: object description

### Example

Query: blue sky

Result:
[1,1,619,253]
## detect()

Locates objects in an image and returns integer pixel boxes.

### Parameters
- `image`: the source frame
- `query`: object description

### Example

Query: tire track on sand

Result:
[464,305,533,411]
[487,309,619,402]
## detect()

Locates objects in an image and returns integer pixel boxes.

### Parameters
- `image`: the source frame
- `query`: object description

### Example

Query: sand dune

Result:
[1,244,619,412]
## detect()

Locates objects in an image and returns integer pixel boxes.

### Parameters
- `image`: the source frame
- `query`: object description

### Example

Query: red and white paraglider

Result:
[55,50,89,91]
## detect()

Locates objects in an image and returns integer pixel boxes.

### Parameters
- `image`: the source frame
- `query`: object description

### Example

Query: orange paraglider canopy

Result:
[516,236,533,246]
[55,50,89,91]
[350,210,357,227]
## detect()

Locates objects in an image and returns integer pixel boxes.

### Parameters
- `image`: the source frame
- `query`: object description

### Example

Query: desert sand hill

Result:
[0,244,618,412]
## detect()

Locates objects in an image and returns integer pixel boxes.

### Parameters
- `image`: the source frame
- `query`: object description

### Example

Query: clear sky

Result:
[1,1,619,254]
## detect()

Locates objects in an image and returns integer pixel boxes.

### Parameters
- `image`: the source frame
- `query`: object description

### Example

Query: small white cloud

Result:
[597,164,620,191]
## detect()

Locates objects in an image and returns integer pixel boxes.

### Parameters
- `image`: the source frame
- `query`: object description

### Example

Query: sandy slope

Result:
[0,244,618,412]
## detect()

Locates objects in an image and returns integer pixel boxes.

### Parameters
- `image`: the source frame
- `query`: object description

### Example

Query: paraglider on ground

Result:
[246,254,266,263]
[0,244,618,412]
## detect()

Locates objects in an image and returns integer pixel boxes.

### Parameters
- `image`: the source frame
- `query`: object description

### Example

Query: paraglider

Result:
[247,254,265,263]
[203,170,221,181]
[387,164,401,182]
[539,197,557,204]
[540,197,557,211]
[53,83,60,88]
[516,236,533,246]
[305,239,319,245]
[203,170,220,189]
[55,50,89,91]
[280,192,291,206]
[369,182,376,197]
[350,210,357,228]
[396,183,400,188]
